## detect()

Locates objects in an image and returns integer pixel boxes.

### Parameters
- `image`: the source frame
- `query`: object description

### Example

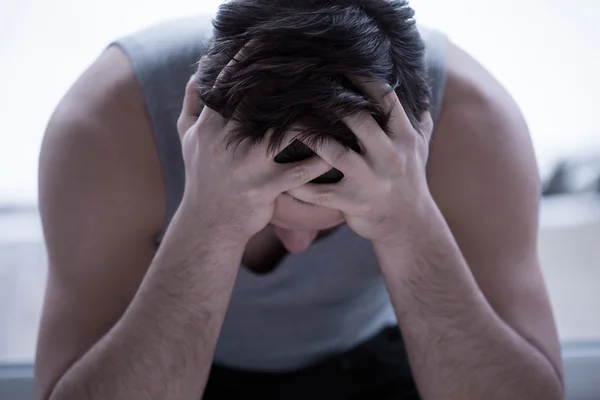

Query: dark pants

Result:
[204,326,421,400]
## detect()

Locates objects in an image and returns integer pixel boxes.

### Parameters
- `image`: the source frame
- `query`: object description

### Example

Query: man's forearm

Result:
[374,201,563,400]
[49,205,244,400]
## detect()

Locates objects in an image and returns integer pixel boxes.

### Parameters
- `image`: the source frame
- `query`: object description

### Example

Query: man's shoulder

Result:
[41,45,165,234]
[427,39,539,217]
[48,46,152,158]
[431,39,533,167]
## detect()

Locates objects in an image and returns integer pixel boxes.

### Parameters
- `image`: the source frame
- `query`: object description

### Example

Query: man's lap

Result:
[204,326,420,400]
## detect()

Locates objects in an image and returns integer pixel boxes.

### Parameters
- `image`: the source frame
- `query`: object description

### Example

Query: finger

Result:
[177,72,202,140]
[241,127,309,167]
[266,127,312,157]
[188,57,209,115]
[214,40,257,89]
[298,137,369,179]
[194,56,230,132]
[287,183,367,215]
[342,111,395,159]
[415,111,433,162]
[264,156,333,196]
[348,75,413,138]
[197,41,256,138]
[178,57,227,139]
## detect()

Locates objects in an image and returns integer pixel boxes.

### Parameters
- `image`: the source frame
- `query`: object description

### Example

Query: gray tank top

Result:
[113,16,447,371]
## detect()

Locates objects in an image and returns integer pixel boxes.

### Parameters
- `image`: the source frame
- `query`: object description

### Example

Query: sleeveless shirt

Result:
[113,15,447,371]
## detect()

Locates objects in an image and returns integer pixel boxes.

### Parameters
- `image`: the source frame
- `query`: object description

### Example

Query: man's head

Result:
[197,0,431,249]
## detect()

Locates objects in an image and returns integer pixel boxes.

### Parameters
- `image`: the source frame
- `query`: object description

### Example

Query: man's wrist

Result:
[373,194,482,312]
[173,198,252,250]
[373,194,443,252]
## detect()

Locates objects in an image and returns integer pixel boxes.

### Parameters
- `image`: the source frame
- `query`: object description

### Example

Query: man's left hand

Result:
[287,77,435,245]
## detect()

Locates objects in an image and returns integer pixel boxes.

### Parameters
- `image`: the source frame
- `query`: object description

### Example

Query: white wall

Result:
[1,0,599,203]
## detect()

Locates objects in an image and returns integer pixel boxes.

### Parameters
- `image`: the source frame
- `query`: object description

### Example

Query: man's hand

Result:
[287,76,434,245]
[177,57,332,245]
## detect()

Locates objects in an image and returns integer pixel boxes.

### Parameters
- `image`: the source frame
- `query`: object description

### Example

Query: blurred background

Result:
[0,0,599,398]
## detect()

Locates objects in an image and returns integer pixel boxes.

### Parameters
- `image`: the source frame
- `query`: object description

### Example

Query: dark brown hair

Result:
[197,0,430,183]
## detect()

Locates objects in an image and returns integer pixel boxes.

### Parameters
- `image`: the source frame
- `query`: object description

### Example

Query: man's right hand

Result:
[176,59,331,244]
[36,45,332,400]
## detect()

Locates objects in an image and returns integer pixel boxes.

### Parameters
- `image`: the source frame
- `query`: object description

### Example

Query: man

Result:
[34,0,564,399]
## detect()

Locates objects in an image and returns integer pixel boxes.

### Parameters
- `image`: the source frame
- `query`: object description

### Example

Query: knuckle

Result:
[185,76,198,92]
[244,186,266,204]
[357,199,374,215]
[331,148,349,166]
[379,179,393,196]
[177,117,193,135]
[421,113,434,136]
[176,117,185,136]
[209,141,225,160]
[290,167,309,185]
[315,192,331,206]
[381,90,396,109]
